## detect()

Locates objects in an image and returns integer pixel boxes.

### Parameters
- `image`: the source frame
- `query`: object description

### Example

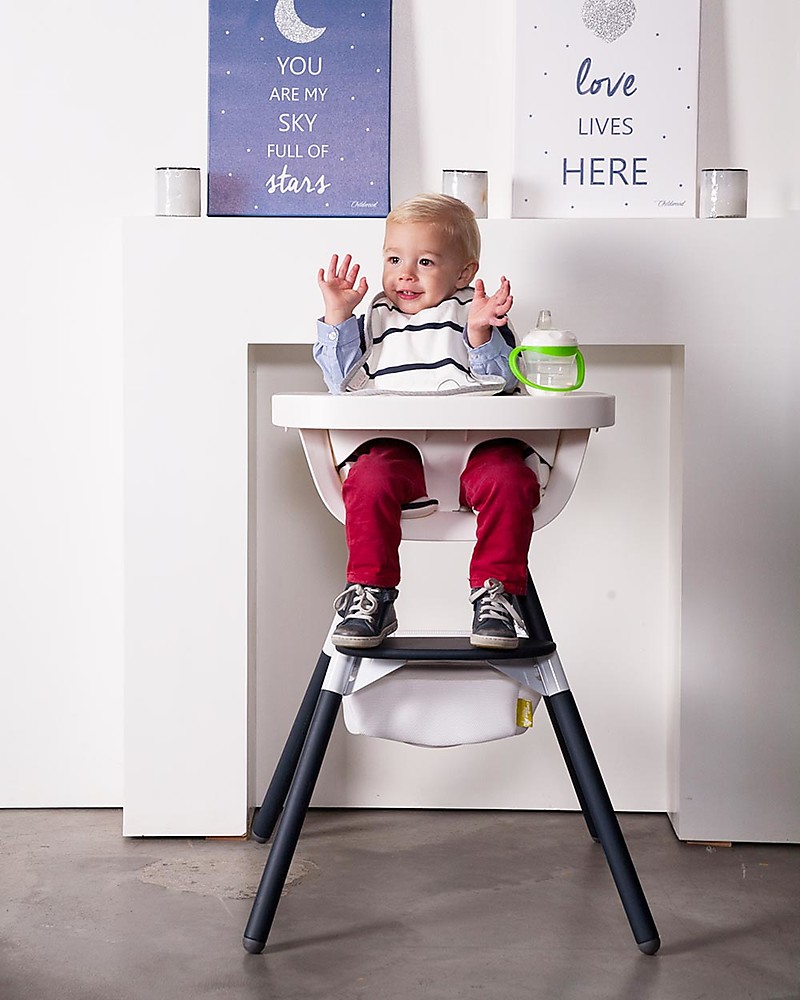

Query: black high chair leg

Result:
[512,574,659,953]
[244,572,660,956]
[545,690,660,954]
[244,686,342,953]
[250,651,330,844]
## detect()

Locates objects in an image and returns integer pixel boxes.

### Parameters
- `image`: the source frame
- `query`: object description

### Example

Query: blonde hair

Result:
[386,194,481,265]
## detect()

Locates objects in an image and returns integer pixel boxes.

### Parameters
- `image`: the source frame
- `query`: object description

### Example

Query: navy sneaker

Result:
[469,578,525,649]
[331,583,399,649]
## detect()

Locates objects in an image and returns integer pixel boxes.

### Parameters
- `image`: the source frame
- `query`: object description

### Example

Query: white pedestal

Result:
[123,217,800,841]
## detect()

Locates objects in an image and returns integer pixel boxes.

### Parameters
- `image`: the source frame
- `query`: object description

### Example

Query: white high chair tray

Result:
[272,391,615,431]
[272,391,615,535]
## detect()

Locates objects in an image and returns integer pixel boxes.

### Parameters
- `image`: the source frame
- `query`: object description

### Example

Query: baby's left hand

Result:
[467,276,513,347]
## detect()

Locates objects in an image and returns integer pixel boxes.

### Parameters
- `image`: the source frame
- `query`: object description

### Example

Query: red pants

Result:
[341,439,540,594]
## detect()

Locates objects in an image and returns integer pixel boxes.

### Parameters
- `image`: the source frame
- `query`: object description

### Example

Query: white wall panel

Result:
[1,2,798,830]
[123,217,798,840]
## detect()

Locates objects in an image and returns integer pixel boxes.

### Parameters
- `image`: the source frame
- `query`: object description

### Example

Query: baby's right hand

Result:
[317,253,369,326]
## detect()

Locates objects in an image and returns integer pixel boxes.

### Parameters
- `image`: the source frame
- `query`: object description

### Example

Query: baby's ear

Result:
[457,260,479,287]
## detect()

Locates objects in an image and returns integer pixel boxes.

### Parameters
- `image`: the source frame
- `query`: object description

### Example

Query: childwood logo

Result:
[352,200,379,209]
[657,198,687,207]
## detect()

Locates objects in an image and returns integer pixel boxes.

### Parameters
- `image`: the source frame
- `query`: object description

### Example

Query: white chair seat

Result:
[273,392,615,540]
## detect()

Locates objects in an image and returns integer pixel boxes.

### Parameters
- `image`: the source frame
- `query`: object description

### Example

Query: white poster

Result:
[513,0,700,218]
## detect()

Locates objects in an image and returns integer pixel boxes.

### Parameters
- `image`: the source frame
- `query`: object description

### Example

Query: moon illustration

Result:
[274,0,327,43]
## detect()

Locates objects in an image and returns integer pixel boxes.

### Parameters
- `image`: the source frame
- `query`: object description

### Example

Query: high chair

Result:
[244,392,660,956]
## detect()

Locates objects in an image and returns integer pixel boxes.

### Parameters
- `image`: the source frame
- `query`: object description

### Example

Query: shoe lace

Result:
[333,583,380,622]
[470,579,526,631]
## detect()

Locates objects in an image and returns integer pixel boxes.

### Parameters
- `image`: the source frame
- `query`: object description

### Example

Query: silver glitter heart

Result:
[580,0,637,43]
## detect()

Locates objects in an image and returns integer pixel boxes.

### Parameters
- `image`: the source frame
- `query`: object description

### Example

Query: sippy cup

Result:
[509,310,585,394]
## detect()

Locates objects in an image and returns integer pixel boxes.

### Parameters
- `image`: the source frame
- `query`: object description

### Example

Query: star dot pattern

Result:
[208,0,391,217]
[512,0,700,218]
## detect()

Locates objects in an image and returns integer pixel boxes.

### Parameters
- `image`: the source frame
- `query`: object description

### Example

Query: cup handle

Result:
[508,345,586,391]
[573,349,586,390]
[508,345,539,388]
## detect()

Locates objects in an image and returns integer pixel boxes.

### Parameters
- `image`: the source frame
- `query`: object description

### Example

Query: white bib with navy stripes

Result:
[340,290,507,396]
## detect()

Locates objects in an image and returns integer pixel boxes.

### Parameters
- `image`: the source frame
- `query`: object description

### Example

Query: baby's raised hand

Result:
[317,253,369,326]
[467,276,513,346]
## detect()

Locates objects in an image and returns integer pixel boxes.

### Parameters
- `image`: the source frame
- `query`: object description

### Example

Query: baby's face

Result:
[381,221,474,314]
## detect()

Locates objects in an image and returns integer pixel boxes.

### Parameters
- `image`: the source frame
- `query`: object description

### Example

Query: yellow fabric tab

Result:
[516,699,534,728]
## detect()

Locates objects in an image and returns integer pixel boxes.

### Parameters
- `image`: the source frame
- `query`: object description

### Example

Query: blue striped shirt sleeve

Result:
[313,315,365,394]
[464,327,517,392]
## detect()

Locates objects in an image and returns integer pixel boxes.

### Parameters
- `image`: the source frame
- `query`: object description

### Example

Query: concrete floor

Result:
[1,809,798,1000]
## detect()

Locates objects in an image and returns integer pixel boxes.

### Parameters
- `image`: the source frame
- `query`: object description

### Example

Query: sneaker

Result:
[331,583,399,649]
[469,579,525,650]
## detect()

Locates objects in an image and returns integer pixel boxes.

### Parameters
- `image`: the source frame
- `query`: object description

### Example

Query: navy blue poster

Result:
[208,0,392,217]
